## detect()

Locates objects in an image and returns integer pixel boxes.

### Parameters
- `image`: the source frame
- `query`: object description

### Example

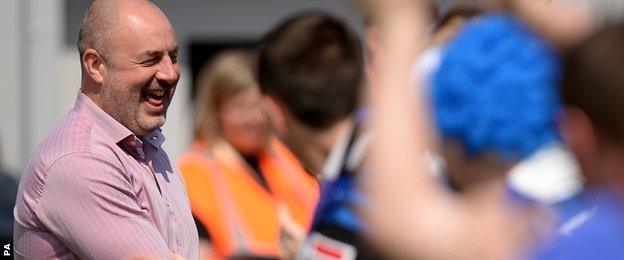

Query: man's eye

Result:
[142,57,159,65]
[170,54,178,63]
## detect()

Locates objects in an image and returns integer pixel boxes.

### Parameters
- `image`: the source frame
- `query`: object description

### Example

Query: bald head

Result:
[77,0,169,62]
[77,0,180,136]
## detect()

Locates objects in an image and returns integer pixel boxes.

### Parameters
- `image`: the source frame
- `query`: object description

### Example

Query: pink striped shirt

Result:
[13,92,199,259]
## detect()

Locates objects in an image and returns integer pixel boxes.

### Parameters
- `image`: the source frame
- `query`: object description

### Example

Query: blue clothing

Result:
[0,169,18,243]
[312,171,364,233]
[535,189,624,260]
[311,114,368,235]
[302,121,381,259]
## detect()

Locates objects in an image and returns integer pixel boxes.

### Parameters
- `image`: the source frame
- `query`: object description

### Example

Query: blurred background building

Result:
[0,0,363,178]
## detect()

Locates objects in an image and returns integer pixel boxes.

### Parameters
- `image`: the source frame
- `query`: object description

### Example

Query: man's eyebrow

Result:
[138,50,162,59]
[137,47,178,60]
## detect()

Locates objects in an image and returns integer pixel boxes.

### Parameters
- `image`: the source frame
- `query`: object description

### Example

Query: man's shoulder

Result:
[32,109,105,169]
[17,110,119,230]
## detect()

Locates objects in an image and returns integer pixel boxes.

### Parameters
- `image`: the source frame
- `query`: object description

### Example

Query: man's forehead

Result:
[105,10,177,52]
[120,6,174,33]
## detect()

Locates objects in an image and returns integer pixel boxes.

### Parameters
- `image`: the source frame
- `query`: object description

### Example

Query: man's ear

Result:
[558,106,598,175]
[261,95,289,137]
[82,48,106,84]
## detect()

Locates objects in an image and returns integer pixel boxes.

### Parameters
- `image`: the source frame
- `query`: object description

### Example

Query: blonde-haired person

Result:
[178,50,319,260]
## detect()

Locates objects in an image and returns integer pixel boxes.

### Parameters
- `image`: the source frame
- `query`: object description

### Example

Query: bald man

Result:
[13,1,199,259]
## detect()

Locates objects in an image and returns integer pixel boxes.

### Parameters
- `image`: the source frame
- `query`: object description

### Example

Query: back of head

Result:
[194,50,256,141]
[433,14,562,160]
[78,1,117,60]
[257,12,364,129]
[562,24,624,145]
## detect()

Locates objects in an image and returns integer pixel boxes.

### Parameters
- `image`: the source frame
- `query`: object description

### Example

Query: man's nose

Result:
[156,56,179,84]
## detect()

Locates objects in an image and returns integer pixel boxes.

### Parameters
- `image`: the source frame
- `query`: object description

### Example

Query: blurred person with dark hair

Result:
[533,23,624,260]
[257,12,379,259]
[448,3,624,258]
[361,0,558,258]
[423,0,591,236]
[361,0,611,259]
[13,0,198,259]
[401,10,564,258]
[177,50,319,260]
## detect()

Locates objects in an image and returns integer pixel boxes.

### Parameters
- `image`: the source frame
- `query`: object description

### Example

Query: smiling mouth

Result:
[144,88,166,107]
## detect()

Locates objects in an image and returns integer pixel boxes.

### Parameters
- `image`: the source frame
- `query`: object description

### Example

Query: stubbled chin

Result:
[138,112,166,130]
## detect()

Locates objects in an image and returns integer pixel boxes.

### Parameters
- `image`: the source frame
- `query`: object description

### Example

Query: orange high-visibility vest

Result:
[178,139,319,259]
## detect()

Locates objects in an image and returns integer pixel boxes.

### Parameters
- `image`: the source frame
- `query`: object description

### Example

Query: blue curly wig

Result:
[432,13,561,159]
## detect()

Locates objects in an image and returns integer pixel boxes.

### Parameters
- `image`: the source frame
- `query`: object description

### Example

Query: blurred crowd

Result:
[178,0,624,259]
[7,0,624,259]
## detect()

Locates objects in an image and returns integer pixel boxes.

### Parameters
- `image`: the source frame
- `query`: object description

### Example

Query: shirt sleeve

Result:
[36,151,173,259]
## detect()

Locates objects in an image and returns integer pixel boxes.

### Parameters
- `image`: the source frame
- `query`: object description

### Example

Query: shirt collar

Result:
[75,91,133,144]
[321,122,355,181]
[142,128,166,148]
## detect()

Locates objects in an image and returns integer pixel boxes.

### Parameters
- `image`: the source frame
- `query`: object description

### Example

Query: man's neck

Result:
[80,84,106,115]
[287,118,352,176]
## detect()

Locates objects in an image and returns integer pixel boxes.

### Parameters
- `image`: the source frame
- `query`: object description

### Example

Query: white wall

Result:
[0,0,65,178]
[24,0,65,167]
[0,0,22,177]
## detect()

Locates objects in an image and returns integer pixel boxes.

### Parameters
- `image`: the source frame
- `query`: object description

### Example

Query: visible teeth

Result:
[146,89,165,97]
